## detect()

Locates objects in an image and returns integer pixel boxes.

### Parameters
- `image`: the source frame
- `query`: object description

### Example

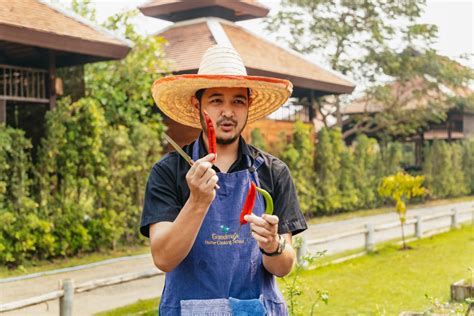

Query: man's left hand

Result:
[244,213,279,253]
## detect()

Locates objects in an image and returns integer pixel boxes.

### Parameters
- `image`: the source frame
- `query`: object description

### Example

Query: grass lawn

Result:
[95,298,160,316]
[307,195,474,225]
[95,224,473,315]
[289,224,474,315]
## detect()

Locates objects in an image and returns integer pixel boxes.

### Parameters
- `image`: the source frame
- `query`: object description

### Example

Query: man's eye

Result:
[210,99,222,103]
[234,99,245,104]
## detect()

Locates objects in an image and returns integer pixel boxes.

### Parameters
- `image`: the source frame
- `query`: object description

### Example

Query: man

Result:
[140,45,307,315]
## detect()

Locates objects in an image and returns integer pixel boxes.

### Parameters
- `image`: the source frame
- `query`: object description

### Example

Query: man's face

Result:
[193,87,250,145]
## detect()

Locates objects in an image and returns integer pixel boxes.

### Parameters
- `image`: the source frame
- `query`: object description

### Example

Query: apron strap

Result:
[192,137,200,162]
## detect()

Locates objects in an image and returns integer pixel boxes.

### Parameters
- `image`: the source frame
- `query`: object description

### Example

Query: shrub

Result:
[281,121,317,215]
[0,125,54,266]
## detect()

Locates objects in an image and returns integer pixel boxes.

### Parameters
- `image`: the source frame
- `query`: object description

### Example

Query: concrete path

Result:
[1,200,472,315]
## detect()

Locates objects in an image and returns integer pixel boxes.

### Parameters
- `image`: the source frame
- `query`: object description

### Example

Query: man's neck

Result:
[203,135,239,173]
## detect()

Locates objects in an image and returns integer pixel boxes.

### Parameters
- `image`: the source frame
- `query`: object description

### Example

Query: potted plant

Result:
[451,267,474,302]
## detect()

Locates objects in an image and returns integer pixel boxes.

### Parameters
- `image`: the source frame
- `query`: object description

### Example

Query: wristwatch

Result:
[260,234,286,257]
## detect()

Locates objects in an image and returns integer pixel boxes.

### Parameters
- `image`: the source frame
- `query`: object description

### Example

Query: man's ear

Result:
[191,96,199,110]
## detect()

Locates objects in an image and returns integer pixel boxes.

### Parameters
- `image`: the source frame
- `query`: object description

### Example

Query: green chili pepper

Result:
[256,187,274,215]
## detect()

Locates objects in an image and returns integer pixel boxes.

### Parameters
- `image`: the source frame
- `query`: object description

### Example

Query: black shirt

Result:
[140,134,307,237]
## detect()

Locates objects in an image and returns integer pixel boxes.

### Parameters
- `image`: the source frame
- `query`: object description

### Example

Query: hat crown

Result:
[198,45,248,76]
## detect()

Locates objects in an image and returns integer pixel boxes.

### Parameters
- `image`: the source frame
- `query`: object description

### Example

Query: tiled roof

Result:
[158,18,355,95]
[139,0,269,21]
[0,0,130,59]
[343,77,473,114]
[161,22,217,72]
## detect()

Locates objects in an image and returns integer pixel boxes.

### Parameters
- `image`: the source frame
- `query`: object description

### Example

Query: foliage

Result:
[423,294,469,315]
[378,172,426,248]
[280,121,317,215]
[36,97,107,257]
[422,140,469,199]
[0,3,168,266]
[0,125,54,266]
[249,128,266,151]
[352,135,380,209]
[314,128,342,213]
[281,236,328,316]
[461,138,474,194]
[84,10,169,126]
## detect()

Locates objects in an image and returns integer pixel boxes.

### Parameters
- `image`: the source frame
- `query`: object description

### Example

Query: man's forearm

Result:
[262,234,295,277]
[149,198,209,272]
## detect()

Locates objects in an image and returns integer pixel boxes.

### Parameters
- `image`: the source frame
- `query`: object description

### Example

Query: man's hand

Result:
[186,153,218,207]
[244,213,279,253]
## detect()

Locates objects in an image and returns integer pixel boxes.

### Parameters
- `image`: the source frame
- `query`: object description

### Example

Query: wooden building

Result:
[0,0,130,149]
[138,0,355,149]
[342,79,474,167]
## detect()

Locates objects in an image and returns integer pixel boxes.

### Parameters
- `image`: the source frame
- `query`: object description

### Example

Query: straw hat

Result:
[151,45,293,128]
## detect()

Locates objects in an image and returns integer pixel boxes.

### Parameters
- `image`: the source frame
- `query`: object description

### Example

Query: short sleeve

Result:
[272,165,308,236]
[140,157,182,237]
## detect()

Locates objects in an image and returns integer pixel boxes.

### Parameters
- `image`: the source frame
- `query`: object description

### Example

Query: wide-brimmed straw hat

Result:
[151,45,293,128]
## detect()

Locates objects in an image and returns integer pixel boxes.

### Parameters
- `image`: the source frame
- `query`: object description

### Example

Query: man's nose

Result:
[220,102,235,117]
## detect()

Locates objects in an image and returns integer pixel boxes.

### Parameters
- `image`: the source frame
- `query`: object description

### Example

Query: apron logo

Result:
[220,225,230,234]
[204,227,246,246]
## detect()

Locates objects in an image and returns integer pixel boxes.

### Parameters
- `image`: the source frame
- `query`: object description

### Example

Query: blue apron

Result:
[158,138,287,315]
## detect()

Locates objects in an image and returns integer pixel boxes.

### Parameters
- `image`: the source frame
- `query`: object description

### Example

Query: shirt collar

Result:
[197,132,254,167]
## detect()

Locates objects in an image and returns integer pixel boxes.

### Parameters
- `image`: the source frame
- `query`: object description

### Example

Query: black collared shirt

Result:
[140,134,307,237]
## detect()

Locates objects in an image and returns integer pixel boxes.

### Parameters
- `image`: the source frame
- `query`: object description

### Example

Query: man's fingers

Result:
[262,214,279,225]
[250,224,274,238]
[188,154,215,177]
[202,167,216,182]
[201,153,216,162]
[195,161,213,178]
[251,231,268,243]
[244,214,278,229]
[205,175,219,189]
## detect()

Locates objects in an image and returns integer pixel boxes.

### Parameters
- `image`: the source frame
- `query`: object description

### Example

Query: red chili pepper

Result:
[239,181,257,226]
[203,110,217,162]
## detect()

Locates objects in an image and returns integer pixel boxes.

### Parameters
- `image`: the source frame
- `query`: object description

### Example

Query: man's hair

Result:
[194,88,251,103]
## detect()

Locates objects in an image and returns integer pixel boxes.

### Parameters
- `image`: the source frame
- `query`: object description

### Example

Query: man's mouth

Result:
[218,121,236,132]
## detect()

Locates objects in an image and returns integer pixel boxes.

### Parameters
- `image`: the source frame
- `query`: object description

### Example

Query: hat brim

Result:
[151,75,293,128]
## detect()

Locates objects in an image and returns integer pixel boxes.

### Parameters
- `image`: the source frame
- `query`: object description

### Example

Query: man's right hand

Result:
[186,153,218,207]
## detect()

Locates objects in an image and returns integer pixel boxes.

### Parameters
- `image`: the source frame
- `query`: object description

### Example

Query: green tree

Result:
[450,142,468,197]
[36,98,107,256]
[266,0,473,139]
[381,142,403,176]
[462,138,474,194]
[352,135,380,208]
[281,121,317,215]
[250,128,267,151]
[422,141,457,199]
[0,125,54,266]
[315,128,342,214]
[339,148,359,211]
[84,10,169,126]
